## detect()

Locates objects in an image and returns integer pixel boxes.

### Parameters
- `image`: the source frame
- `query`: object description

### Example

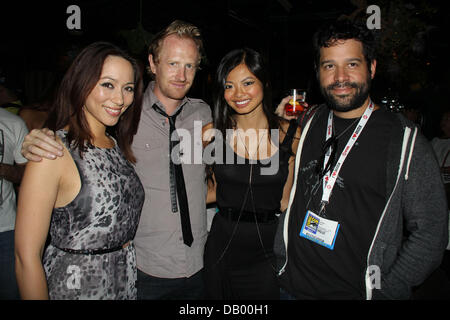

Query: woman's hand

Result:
[275,96,297,120]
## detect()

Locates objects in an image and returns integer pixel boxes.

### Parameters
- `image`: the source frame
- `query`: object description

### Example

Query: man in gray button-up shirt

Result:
[134,85,211,297]
[133,21,212,299]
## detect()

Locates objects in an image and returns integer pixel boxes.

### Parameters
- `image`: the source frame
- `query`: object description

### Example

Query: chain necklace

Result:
[236,127,278,273]
[332,113,361,140]
[214,127,271,267]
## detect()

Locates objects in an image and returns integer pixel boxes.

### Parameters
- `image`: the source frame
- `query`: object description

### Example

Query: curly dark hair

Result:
[312,19,377,74]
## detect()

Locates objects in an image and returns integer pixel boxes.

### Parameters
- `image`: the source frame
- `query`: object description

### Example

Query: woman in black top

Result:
[204,48,299,299]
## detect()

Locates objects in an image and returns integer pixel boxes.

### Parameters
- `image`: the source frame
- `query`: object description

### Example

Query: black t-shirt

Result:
[280,106,397,299]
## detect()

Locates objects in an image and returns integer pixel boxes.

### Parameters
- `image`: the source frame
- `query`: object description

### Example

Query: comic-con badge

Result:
[300,211,340,250]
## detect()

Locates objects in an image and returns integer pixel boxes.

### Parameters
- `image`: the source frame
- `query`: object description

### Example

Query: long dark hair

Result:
[47,41,143,163]
[213,48,278,137]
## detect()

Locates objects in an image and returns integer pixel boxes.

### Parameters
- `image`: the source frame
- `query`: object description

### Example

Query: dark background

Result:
[1,0,449,138]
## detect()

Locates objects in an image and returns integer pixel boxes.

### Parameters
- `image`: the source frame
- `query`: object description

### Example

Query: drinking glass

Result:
[285,89,307,117]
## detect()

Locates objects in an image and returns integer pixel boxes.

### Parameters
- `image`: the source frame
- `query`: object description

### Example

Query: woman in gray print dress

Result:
[15,42,144,299]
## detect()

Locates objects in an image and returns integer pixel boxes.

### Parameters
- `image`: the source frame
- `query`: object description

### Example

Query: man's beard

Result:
[320,76,371,113]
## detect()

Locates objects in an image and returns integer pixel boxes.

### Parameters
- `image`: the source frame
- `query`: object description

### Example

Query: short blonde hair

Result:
[148,20,204,73]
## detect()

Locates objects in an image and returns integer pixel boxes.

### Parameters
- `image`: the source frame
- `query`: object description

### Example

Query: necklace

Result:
[332,114,360,140]
[236,126,280,273]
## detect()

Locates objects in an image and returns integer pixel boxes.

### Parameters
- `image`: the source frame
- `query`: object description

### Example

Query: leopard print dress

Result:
[43,130,145,300]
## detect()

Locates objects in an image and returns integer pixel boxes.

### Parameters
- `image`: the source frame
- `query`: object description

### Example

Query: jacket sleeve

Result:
[375,132,449,299]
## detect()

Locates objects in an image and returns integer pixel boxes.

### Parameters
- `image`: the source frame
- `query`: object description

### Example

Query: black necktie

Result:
[152,104,193,247]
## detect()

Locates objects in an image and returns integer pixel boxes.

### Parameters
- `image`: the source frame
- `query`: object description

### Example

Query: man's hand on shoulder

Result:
[21,128,64,162]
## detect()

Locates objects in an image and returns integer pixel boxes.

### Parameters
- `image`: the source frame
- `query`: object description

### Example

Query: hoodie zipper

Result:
[364,126,416,299]
[278,114,315,276]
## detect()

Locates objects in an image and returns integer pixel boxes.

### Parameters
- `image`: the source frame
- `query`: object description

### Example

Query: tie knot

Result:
[152,104,183,125]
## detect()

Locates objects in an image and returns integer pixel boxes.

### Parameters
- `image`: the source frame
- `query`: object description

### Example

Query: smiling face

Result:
[223,63,264,116]
[83,55,135,132]
[149,34,199,111]
[318,39,376,116]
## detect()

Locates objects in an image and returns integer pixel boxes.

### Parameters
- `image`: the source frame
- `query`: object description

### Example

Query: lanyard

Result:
[320,101,374,214]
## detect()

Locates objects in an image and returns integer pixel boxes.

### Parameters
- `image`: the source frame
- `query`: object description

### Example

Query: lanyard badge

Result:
[300,210,340,250]
[300,101,374,250]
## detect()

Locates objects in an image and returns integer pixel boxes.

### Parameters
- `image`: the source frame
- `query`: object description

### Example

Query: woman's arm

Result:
[15,155,63,299]
[280,126,301,212]
[202,122,214,148]
[206,171,217,205]
[203,122,217,204]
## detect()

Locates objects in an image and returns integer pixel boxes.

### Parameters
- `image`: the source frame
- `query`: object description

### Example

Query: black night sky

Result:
[1,0,450,138]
